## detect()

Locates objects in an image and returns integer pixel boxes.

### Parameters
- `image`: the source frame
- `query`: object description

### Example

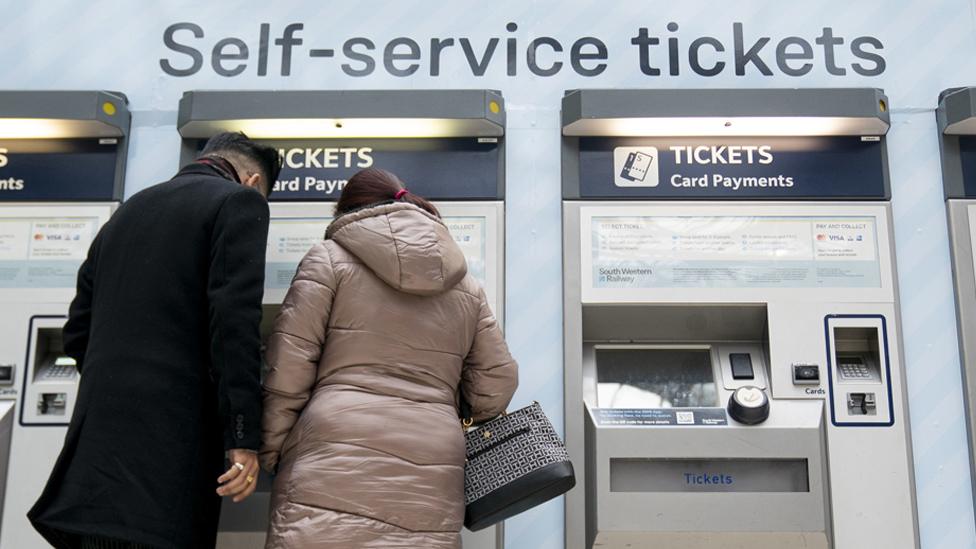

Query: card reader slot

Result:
[729,353,755,380]
[826,318,893,426]
[24,320,76,426]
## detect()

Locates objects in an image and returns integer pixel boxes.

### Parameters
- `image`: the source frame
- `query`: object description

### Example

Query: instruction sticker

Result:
[0,217,98,288]
[266,217,331,289]
[594,408,728,426]
[29,220,96,260]
[445,217,487,286]
[591,215,881,289]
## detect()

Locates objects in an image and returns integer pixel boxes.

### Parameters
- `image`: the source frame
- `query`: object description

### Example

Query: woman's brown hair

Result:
[335,168,440,218]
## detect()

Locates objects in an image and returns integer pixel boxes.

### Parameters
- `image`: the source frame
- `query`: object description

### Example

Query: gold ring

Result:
[234,462,245,471]
[246,475,255,484]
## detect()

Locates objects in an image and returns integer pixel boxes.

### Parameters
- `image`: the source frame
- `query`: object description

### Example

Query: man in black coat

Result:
[28,132,282,549]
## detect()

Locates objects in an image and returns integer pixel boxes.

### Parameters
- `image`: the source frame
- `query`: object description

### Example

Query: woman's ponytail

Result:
[335,168,440,218]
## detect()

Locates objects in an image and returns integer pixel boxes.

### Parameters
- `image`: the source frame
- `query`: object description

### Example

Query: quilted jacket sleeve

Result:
[461,287,519,422]
[260,242,337,473]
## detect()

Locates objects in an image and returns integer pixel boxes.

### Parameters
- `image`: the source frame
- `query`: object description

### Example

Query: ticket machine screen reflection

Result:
[596,348,718,409]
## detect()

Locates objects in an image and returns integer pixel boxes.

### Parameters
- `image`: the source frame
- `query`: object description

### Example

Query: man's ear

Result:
[242,173,264,194]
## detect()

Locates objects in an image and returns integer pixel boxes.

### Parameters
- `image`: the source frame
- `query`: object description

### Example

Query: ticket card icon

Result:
[613,147,659,187]
[621,151,653,181]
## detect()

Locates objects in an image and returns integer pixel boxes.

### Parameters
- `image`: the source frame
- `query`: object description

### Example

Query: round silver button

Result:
[728,386,770,425]
[737,387,764,406]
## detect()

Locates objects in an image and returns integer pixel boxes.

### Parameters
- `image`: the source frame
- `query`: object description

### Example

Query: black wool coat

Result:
[28,163,269,549]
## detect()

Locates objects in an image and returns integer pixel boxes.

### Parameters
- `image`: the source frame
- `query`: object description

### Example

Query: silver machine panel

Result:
[938,87,976,517]
[0,204,118,549]
[0,90,129,549]
[562,89,919,549]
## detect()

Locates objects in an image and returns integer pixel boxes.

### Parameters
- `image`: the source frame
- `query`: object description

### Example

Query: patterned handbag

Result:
[461,401,576,531]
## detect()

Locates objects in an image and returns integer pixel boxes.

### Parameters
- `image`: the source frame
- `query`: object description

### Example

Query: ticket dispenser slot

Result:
[610,457,810,493]
[826,316,893,426]
[22,317,76,426]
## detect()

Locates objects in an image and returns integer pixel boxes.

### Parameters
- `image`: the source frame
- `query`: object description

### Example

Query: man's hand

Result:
[217,449,259,503]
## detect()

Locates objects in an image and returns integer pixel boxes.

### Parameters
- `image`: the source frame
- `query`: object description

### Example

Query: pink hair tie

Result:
[394,189,409,200]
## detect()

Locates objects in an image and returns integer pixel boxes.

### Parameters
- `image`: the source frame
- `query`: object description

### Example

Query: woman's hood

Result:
[325,202,468,296]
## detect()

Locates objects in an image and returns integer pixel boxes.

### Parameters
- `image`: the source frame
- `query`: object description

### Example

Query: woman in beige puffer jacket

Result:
[260,168,518,548]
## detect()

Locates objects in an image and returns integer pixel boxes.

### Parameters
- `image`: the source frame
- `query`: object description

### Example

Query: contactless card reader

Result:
[0,365,13,387]
[793,364,821,385]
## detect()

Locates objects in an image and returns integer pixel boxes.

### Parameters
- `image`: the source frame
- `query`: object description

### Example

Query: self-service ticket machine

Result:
[937,86,976,514]
[177,89,506,549]
[0,91,129,548]
[561,88,919,549]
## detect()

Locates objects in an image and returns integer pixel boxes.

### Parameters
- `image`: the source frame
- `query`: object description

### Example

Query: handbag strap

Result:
[459,393,474,428]
[459,394,513,428]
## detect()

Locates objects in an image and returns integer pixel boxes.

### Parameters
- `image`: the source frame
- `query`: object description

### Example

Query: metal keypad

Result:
[42,364,76,380]
[839,361,872,380]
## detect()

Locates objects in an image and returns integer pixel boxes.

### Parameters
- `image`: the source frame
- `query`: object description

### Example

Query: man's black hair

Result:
[200,132,282,194]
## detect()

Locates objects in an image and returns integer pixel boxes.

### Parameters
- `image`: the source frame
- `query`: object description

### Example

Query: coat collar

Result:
[176,161,235,181]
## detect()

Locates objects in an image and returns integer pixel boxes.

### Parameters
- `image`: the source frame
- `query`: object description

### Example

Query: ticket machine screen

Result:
[595,348,718,408]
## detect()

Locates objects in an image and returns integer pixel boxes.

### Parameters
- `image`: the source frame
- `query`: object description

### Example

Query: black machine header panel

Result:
[562,88,892,201]
[178,89,505,202]
[938,87,976,200]
[193,137,500,202]
[0,91,130,202]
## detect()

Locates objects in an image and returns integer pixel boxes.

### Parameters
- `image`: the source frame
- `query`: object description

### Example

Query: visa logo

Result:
[828,235,846,241]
